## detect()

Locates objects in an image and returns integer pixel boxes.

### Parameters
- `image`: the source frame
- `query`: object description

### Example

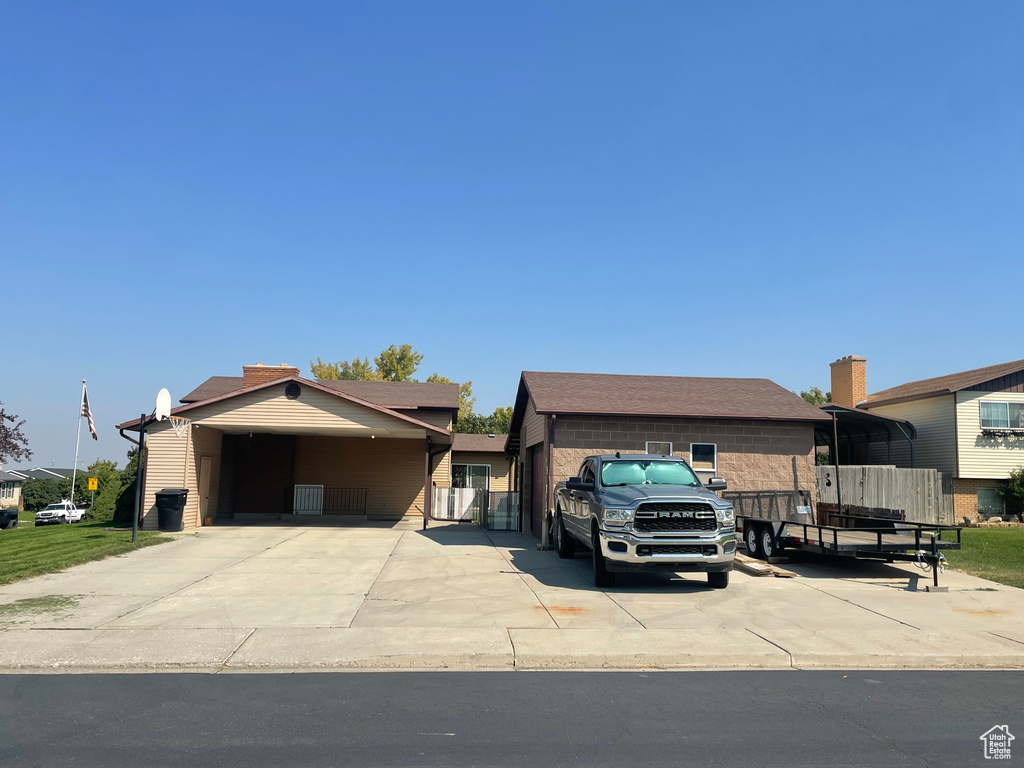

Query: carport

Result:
[118,371,454,530]
[816,404,917,466]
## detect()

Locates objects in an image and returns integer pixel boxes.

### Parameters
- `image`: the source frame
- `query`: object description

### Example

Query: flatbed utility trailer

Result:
[736,511,962,588]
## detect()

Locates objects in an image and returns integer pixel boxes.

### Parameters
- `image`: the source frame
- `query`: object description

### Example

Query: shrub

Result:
[1000,466,1024,520]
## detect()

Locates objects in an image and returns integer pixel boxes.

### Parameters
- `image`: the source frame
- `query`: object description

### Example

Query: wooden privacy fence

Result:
[816,466,954,525]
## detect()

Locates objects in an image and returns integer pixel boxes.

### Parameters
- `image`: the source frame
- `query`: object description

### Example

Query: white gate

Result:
[293,484,324,515]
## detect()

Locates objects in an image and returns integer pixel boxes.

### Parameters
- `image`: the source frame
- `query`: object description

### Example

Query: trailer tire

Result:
[760,527,775,560]
[744,524,760,558]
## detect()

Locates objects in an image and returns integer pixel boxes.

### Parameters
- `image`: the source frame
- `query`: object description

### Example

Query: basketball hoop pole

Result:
[131,413,146,543]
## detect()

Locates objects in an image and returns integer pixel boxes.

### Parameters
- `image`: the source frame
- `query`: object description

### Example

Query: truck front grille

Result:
[634,502,717,533]
[636,544,718,556]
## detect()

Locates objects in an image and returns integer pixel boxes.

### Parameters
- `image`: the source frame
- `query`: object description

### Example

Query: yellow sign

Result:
[87,477,98,491]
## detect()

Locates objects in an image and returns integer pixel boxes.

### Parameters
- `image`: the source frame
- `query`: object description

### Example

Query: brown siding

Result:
[522,398,545,448]
[393,408,454,429]
[967,370,1024,393]
[451,451,512,492]
[293,436,429,516]
[551,415,816,492]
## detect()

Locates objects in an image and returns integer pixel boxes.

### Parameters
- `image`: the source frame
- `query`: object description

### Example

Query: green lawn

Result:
[944,527,1024,589]
[0,514,170,586]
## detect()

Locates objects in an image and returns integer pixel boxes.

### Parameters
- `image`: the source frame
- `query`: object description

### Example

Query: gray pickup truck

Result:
[553,453,736,588]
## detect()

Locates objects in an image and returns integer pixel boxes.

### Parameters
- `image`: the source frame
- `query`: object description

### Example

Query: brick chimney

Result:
[830,355,867,408]
[242,363,301,388]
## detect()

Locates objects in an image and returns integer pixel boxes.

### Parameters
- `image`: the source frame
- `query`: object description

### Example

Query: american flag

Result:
[81,387,98,441]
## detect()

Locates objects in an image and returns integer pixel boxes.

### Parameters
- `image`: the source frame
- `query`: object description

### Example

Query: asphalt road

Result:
[0,670,1019,767]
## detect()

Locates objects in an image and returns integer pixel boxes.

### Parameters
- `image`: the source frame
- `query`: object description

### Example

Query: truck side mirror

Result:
[565,477,592,491]
[705,477,727,491]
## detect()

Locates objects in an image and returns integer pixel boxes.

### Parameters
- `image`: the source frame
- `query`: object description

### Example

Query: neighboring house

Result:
[450,433,513,495]
[6,467,78,481]
[508,371,828,540]
[835,356,1024,520]
[0,470,25,510]
[116,364,459,530]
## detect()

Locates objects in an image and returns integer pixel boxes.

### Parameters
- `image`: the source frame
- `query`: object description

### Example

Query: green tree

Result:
[21,478,63,511]
[426,374,476,424]
[487,406,513,434]
[113,447,143,527]
[375,344,423,382]
[1001,466,1024,520]
[0,400,32,464]
[85,458,121,522]
[799,387,831,405]
[310,356,381,381]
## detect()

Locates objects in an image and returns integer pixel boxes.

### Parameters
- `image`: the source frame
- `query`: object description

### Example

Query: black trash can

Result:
[155,488,189,532]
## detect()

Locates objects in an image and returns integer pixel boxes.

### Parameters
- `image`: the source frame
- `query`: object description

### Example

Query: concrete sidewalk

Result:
[1,522,1023,671]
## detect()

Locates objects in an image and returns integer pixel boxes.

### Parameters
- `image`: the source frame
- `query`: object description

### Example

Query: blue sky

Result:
[2,1,1022,470]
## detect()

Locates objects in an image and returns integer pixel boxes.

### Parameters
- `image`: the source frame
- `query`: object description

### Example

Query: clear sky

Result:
[2,1,1022,471]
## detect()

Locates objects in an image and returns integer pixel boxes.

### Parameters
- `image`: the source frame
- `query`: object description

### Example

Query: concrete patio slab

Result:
[351,593,557,628]
[0,594,157,629]
[226,627,514,669]
[107,593,365,629]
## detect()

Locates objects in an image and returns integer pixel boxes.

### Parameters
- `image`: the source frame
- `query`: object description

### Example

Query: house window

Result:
[980,401,1024,429]
[690,443,717,471]
[646,441,672,456]
[977,487,1004,517]
[0,482,9,498]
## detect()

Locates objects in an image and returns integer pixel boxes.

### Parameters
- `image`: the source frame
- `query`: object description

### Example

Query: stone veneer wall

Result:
[551,415,816,492]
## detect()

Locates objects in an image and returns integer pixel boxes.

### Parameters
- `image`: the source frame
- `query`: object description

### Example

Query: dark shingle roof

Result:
[180,376,459,410]
[318,380,459,410]
[0,471,24,483]
[863,359,1024,408]
[6,467,78,480]
[452,434,509,452]
[514,371,827,426]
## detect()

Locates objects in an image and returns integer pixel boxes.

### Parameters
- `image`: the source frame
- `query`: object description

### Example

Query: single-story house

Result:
[0,470,25,510]
[508,371,828,541]
[117,364,460,530]
[450,433,513,495]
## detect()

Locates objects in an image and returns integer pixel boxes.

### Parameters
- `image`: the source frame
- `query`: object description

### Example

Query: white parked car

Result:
[34,500,84,526]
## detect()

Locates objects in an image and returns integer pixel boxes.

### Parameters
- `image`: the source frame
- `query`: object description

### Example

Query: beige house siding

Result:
[183,425,222,527]
[141,421,190,530]
[293,436,432,516]
[394,409,453,430]
[552,416,816,493]
[1,481,23,510]
[955,390,1024,479]
[863,395,956,474]
[451,451,512,492]
[184,381,435,437]
[434,448,451,489]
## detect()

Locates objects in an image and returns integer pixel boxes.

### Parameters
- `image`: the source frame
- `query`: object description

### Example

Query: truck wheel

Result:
[591,527,615,588]
[554,511,575,559]
[759,528,775,560]
[707,571,729,589]
[744,525,760,558]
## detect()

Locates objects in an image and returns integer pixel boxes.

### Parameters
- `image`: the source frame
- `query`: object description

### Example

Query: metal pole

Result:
[832,411,843,517]
[70,380,85,506]
[131,414,146,544]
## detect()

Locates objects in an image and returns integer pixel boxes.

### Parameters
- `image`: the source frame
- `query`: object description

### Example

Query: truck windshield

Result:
[600,460,700,487]
[42,504,66,511]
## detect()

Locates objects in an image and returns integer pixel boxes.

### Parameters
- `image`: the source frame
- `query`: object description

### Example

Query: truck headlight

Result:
[603,508,633,527]
[716,507,735,525]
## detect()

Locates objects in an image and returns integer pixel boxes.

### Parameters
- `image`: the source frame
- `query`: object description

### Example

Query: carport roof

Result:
[117,376,452,437]
[181,376,459,409]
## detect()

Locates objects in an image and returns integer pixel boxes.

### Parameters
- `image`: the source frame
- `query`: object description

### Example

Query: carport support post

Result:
[131,414,146,543]
[831,411,843,517]
[423,436,432,530]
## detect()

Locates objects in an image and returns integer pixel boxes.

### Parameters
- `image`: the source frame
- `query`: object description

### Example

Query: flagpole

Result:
[70,380,85,505]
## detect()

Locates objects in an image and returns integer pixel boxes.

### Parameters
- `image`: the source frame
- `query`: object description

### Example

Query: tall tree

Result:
[0,401,32,464]
[86,458,121,521]
[375,344,423,382]
[310,356,381,381]
[426,374,475,424]
[799,387,831,405]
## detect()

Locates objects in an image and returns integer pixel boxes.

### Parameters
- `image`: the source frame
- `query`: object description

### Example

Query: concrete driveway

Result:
[1,521,1023,671]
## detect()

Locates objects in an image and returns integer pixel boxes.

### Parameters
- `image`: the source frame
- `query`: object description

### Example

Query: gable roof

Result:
[510,371,827,434]
[180,376,459,410]
[117,376,451,437]
[862,359,1024,408]
[6,467,78,481]
[452,433,509,453]
[0,470,25,483]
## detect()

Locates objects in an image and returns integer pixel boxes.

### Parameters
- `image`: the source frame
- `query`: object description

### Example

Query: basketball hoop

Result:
[168,416,191,438]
